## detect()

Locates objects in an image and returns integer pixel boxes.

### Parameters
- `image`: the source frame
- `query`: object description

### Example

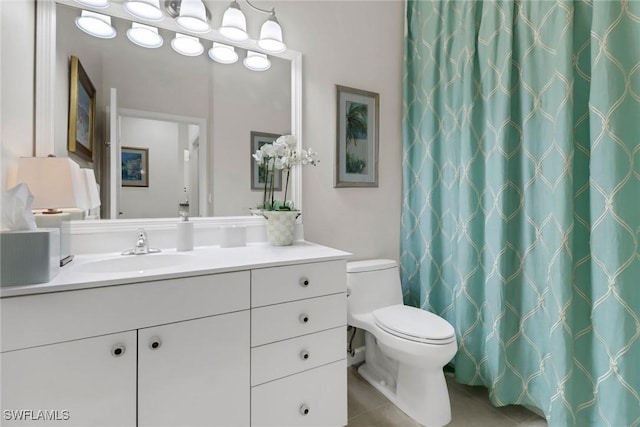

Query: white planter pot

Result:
[262,211,300,246]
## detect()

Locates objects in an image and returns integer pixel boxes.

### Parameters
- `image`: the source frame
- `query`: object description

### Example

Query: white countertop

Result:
[1,241,351,298]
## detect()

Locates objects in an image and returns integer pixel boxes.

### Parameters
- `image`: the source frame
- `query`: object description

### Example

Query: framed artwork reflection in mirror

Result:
[251,131,282,191]
[121,147,149,187]
[67,56,95,161]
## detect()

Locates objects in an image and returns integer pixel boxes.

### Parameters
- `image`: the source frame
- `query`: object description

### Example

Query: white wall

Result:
[1,0,36,190]
[274,1,405,262]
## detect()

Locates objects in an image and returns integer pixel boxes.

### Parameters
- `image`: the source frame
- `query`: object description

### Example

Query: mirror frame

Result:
[35,0,302,234]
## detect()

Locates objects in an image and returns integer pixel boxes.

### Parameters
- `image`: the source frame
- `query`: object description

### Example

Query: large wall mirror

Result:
[36,0,302,229]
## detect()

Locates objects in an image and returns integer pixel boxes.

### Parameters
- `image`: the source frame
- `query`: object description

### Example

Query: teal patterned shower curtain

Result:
[401,1,640,426]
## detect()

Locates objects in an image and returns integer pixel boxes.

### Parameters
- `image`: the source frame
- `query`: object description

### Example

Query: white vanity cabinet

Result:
[250,260,348,427]
[1,245,349,427]
[137,311,250,427]
[1,271,250,427]
[1,331,137,426]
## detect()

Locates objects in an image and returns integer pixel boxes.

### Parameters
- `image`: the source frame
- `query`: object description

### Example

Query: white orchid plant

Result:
[252,135,319,211]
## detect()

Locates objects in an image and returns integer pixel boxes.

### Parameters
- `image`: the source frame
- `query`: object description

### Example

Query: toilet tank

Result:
[346,259,403,318]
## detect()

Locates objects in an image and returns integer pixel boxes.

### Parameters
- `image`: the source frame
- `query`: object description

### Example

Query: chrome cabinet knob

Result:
[111,343,126,357]
[299,404,310,416]
[149,336,162,350]
[300,350,310,360]
[299,313,310,324]
[299,277,310,287]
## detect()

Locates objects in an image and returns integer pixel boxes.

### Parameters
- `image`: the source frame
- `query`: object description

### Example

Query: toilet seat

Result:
[373,305,456,345]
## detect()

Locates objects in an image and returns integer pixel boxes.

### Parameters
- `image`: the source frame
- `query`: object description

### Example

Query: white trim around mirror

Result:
[35,0,303,233]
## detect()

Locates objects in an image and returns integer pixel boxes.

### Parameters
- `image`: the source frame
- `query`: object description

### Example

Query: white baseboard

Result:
[348,346,365,366]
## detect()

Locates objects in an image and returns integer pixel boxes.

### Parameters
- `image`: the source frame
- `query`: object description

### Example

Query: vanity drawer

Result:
[251,293,346,347]
[251,260,346,307]
[1,271,250,352]
[251,327,345,386]
[251,359,347,427]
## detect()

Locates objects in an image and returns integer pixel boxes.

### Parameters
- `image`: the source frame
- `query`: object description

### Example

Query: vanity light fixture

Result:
[243,0,286,53]
[171,33,204,56]
[257,13,286,53]
[208,42,238,64]
[127,22,164,48]
[220,1,248,42]
[72,0,287,70]
[123,0,164,22]
[174,0,210,33]
[73,0,110,9]
[75,10,117,39]
[243,51,271,71]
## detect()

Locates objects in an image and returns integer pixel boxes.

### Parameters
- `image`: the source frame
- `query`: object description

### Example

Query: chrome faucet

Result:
[121,228,161,255]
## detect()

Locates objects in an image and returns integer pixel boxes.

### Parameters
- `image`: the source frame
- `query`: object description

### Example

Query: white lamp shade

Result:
[176,0,210,33]
[208,42,238,64]
[123,0,164,21]
[171,33,204,56]
[81,168,101,209]
[75,10,117,39]
[220,1,248,42]
[15,157,89,210]
[74,0,110,9]
[258,15,286,53]
[243,51,271,71]
[127,22,164,48]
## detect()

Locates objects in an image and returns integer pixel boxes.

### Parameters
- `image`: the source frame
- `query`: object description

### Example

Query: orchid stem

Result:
[283,170,290,206]
[262,164,268,209]
[269,166,275,208]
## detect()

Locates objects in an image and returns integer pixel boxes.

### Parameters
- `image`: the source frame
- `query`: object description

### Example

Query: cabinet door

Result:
[1,331,136,427]
[138,311,250,427]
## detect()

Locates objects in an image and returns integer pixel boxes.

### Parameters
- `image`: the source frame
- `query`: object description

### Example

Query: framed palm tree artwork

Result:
[335,85,379,187]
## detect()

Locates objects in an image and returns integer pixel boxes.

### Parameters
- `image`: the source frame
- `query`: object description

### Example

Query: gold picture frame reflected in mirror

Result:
[67,55,95,161]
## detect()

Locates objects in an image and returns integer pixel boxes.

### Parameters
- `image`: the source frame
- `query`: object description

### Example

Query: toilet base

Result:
[358,362,452,427]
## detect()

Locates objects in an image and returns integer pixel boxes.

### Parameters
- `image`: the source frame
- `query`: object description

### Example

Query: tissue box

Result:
[0,228,60,287]
[34,212,71,262]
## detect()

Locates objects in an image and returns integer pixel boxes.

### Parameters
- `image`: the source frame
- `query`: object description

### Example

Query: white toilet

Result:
[347,259,458,427]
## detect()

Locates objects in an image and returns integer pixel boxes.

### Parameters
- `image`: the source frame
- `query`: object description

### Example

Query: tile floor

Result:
[347,367,548,427]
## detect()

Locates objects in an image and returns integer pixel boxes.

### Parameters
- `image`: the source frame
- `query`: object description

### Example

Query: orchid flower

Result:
[251,135,319,211]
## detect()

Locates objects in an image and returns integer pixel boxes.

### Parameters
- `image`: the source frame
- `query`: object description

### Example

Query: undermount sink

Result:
[75,253,193,274]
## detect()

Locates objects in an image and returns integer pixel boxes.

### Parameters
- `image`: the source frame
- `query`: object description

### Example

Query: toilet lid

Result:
[373,305,455,344]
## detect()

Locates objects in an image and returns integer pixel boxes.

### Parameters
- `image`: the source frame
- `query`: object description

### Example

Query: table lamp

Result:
[14,156,89,265]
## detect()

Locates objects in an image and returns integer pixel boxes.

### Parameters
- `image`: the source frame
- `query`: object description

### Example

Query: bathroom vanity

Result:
[0,242,349,427]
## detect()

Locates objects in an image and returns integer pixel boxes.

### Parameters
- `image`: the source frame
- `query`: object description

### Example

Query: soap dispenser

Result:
[176,203,193,252]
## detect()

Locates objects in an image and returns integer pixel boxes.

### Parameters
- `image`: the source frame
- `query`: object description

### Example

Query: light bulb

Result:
[126,23,163,48]
[220,1,248,42]
[208,42,238,64]
[75,10,116,39]
[172,33,204,56]
[243,51,271,72]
